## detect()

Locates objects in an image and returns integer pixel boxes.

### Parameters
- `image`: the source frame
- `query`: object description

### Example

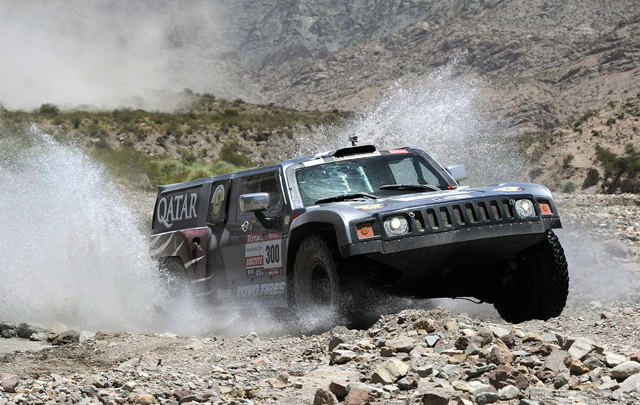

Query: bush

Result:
[563,154,574,168]
[38,103,59,115]
[562,180,576,193]
[220,138,253,167]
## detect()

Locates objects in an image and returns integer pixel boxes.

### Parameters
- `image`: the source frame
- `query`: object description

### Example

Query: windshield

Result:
[296,154,450,206]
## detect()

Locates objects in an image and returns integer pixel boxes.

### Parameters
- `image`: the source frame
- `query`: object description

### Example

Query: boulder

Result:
[47,322,68,341]
[371,359,409,384]
[611,361,640,380]
[52,330,79,345]
[314,388,338,405]
[413,318,437,332]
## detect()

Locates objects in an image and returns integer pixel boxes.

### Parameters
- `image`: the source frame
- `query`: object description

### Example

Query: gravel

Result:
[1,193,640,405]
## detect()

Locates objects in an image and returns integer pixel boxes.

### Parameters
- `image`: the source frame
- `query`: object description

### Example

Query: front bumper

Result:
[340,195,561,294]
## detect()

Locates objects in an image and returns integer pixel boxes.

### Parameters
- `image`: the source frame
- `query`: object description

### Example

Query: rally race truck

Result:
[150,143,569,324]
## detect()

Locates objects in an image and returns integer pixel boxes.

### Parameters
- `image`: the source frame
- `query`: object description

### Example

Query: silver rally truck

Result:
[150,144,569,324]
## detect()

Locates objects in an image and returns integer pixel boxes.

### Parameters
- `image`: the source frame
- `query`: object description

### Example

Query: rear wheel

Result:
[494,230,569,323]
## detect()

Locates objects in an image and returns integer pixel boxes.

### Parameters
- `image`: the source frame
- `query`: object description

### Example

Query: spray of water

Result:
[0,125,167,332]
[0,124,299,336]
[288,56,522,185]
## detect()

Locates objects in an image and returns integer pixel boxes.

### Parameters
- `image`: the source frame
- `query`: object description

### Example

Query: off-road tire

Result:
[158,256,189,297]
[494,230,569,323]
[293,235,341,309]
[293,234,381,330]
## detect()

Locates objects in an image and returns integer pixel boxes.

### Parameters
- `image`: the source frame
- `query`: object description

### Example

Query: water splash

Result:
[0,125,165,332]
[289,57,521,185]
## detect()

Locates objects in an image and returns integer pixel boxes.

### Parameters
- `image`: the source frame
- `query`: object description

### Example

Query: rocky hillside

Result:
[3,0,640,194]
[259,2,640,135]
[526,95,640,194]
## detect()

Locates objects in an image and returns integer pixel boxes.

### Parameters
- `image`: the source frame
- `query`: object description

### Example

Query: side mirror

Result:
[445,164,467,182]
[239,192,270,212]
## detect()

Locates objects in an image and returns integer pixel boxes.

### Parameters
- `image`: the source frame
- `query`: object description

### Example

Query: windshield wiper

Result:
[380,184,441,192]
[315,192,379,204]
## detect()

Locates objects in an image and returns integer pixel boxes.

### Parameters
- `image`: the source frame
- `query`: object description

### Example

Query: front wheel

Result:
[494,230,569,323]
[292,235,342,332]
[293,235,340,309]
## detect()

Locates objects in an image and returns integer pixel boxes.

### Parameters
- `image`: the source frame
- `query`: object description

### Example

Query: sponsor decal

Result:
[245,256,264,267]
[245,232,282,276]
[211,184,225,217]
[237,281,286,297]
[247,233,266,244]
[156,192,198,229]
[388,149,409,154]
[494,186,525,192]
[354,203,387,211]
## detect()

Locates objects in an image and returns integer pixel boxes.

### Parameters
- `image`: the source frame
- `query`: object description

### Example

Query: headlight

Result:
[384,216,409,236]
[514,199,535,218]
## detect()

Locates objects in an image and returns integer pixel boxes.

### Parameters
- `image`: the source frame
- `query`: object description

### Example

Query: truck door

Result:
[219,170,287,302]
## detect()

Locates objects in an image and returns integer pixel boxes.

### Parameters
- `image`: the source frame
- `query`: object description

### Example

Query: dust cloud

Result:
[0,0,253,111]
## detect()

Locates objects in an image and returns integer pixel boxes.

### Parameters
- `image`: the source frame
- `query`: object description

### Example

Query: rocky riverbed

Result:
[1,193,640,405]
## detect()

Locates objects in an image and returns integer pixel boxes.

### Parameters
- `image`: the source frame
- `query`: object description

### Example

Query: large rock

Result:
[569,359,589,375]
[330,349,357,364]
[611,361,640,380]
[617,373,640,393]
[139,352,162,368]
[416,389,450,405]
[567,337,596,360]
[52,330,80,345]
[488,365,524,390]
[17,322,46,339]
[497,384,519,400]
[133,393,156,404]
[545,349,571,373]
[344,388,371,405]
[329,334,348,351]
[413,318,437,332]
[1,378,19,393]
[386,336,417,353]
[488,346,513,365]
[605,352,627,367]
[314,388,338,405]
[47,322,68,341]
[371,359,409,385]
[0,323,17,338]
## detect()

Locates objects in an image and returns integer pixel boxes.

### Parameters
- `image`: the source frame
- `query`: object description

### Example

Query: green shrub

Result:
[38,103,59,115]
[562,180,576,193]
[181,150,197,164]
[563,154,574,168]
[220,138,253,167]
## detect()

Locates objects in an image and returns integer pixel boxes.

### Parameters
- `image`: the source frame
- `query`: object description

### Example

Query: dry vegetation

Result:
[524,94,640,194]
[0,94,350,188]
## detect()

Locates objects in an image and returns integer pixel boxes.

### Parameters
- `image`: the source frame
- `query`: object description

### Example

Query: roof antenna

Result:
[349,135,358,146]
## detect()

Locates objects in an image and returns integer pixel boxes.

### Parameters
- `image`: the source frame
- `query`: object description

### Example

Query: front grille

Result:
[393,195,540,237]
